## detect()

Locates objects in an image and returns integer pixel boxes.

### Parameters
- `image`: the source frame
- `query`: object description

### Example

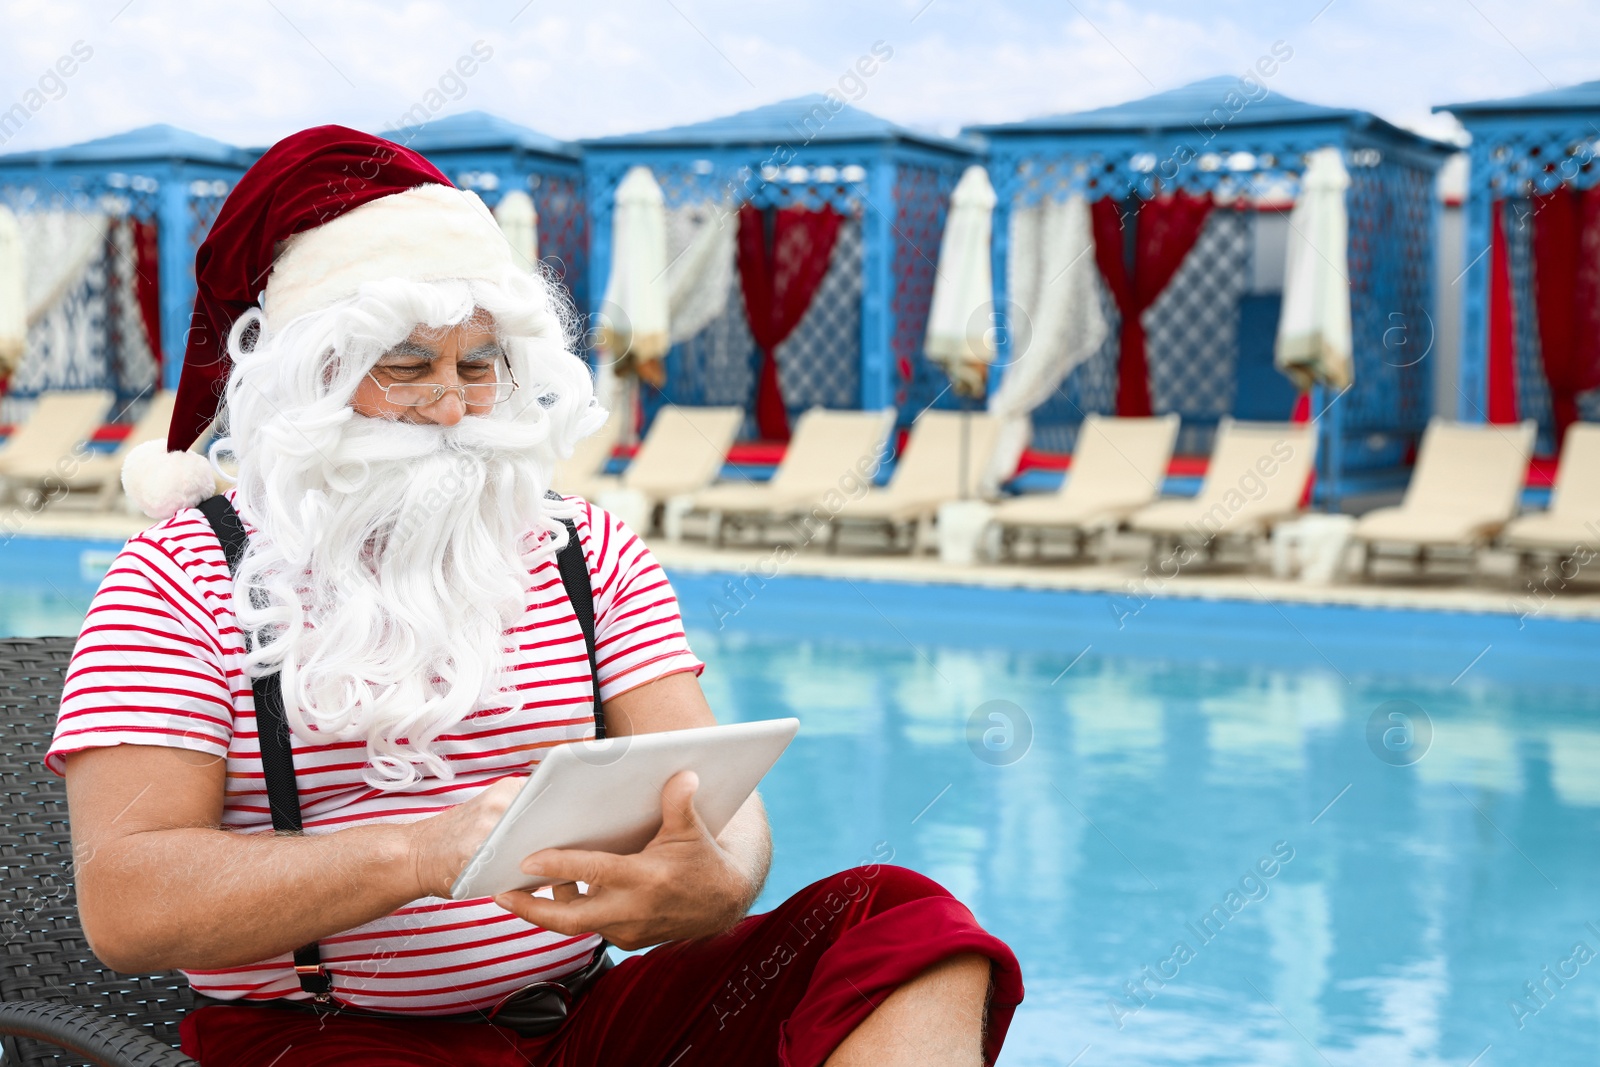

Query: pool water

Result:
[7,539,1600,1065]
[669,574,1600,1067]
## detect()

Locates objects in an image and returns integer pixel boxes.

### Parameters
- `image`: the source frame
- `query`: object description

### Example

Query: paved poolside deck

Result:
[9,502,1597,622]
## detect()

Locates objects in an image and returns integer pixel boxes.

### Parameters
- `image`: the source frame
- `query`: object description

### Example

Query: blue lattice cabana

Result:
[1434,81,1600,457]
[580,94,977,439]
[971,77,1452,504]
[390,110,589,317]
[0,125,254,420]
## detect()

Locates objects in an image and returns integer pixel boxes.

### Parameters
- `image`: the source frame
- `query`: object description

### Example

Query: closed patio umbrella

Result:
[925,165,999,500]
[599,166,670,388]
[0,206,22,376]
[493,190,539,273]
[1276,147,1353,391]
[925,165,998,399]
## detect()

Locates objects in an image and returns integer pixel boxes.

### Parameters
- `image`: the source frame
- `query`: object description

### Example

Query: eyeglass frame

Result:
[364,350,521,408]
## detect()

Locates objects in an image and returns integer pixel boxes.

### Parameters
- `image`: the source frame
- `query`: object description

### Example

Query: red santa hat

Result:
[123,125,520,520]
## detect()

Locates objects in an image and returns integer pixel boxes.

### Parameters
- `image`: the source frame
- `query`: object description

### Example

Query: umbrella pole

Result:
[959,395,972,501]
[1328,389,1344,514]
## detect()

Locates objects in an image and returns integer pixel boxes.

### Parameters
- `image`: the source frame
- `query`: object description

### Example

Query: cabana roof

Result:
[971,76,1450,155]
[581,93,975,155]
[385,110,579,160]
[1436,78,1600,118]
[0,123,254,168]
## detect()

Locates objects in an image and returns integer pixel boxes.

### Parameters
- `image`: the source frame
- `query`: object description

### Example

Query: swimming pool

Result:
[6,537,1600,1064]
[666,573,1600,1067]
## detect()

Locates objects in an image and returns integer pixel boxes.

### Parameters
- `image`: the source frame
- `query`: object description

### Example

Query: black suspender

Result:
[555,512,604,739]
[196,495,329,999]
[196,493,603,1003]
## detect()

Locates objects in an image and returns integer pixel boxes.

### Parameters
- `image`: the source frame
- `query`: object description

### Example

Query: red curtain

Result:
[1486,200,1520,424]
[132,219,162,374]
[1091,192,1213,418]
[1530,186,1600,448]
[737,203,843,440]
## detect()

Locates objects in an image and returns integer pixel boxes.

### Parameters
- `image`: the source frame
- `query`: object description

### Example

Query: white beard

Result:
[233,412,573,790]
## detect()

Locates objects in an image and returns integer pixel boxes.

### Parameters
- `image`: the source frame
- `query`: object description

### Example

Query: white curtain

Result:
[983,194,1109,492]
[925,165,998,397]
[493,191,539,273]
[1276,147,1352,391]
[665,200,736,346]
[21,209,106,325]
[4,208,111,421]
[108,213,160,407]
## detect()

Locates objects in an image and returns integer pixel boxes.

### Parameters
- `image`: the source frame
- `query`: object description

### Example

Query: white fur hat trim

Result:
[122,438,217,520]
[262,184,516,325]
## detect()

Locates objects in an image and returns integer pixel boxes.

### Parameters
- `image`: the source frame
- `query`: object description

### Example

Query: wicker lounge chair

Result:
[551,409,623,498]
[822,410,1003,552]
[991,413,1180,561]
[0,636,198,1066]
[0,391,115,506]
[1352,418,1537,574]
[1501,423,1600,558]
[688,408,896,545]
[576,405,743,510]
[1128,418,1318,559]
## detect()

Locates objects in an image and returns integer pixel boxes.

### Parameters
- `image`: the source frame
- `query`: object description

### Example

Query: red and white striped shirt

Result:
[47,491,703,1014]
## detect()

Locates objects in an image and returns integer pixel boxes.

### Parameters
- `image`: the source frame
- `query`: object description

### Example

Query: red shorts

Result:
[178,865,1024,1066]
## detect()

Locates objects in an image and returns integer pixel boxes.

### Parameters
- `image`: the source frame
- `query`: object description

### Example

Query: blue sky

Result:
[0,0,1595,153]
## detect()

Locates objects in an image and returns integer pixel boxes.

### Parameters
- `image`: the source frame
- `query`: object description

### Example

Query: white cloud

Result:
[0,0,1596,155]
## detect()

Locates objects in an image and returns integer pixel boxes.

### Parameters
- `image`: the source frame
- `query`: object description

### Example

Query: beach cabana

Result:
[0,125,253,422]
[389,110,588,314]
[1435,80,1600,457]
[970,77,1452,506]
[580,95,977,442]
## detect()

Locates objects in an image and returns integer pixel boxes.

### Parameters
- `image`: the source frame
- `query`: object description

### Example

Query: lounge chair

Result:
[1501,423,1600,560]
[991,413,1180,561]
[33,391,181,510]
[551,409,623,498]
[824,410,1004,552]
[0,389,114,506]
[688,407,896,545]
[579,405,743,513]
[1353,418,1536,575]
[1128,418,1318,560]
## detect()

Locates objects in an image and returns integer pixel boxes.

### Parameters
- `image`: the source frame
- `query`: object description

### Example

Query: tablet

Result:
[450,717,800,900]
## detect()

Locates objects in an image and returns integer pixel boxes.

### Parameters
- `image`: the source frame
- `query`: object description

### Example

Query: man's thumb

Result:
[660,770,702,832]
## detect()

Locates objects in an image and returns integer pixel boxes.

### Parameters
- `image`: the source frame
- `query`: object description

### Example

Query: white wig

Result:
[213,265,603,790]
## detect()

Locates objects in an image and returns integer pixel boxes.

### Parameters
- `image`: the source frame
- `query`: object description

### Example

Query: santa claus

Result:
[49,126,1021,1066]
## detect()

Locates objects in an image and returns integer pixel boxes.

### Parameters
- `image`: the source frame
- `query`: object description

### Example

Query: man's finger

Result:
[522,847,630,887]
[552,881,583,904]
[657,770,706,839]
[494,889,624,935]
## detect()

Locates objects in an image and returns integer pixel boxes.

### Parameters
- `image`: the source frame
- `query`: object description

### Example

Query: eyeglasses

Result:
[365,360,520,407]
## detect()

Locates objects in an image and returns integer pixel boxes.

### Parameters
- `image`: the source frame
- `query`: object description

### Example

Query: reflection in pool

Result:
[686,585,1600,1067]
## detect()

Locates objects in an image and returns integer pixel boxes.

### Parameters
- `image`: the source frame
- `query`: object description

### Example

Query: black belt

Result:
[190,940,615,1039]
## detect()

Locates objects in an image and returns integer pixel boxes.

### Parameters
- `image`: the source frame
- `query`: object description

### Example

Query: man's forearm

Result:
[717,791,773,912]
[81,821,420,973]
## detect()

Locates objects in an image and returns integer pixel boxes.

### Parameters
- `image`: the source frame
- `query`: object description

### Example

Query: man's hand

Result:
[490,771,759,951]
[406,774,525,899]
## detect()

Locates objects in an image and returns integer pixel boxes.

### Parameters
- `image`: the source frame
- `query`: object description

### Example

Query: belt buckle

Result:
[487,979,571,1021]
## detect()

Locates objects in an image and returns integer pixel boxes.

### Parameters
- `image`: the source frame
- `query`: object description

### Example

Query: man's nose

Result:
[419,388,467,426]
[416,375,467,425]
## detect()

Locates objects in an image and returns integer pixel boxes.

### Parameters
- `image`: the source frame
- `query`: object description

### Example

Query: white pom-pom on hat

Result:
[121,438,217,520]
